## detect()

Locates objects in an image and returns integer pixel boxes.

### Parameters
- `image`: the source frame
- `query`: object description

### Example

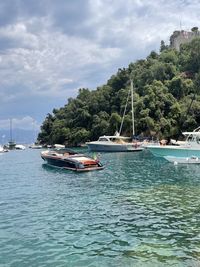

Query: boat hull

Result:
[87,142,143,152]
[146,145,200,158]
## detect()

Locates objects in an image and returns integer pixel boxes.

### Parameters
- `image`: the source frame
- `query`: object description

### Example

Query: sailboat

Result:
[87,80,144,152]
[7,119,16,150]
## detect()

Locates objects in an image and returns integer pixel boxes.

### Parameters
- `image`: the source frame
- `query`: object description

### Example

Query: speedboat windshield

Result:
[50,148,77,155]
[98,137,110,142]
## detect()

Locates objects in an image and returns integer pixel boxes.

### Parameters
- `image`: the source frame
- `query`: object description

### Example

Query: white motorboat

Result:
[54,144,65,149]
[0,145,8,153]
[87,80,144,152]
[87,134,143,152]
[29,144,43,149]
[15,144,26,150]
[146,126,200,158]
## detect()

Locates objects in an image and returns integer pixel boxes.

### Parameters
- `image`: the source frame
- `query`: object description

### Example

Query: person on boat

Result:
[160,139,167,146]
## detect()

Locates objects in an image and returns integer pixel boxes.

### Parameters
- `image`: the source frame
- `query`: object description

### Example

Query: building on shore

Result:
[170,27,200,51]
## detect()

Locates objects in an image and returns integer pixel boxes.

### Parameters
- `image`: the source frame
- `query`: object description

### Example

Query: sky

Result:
[0,0,199,131]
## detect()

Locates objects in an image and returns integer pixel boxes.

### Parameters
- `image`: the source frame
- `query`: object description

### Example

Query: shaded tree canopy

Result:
[38,37,200,146]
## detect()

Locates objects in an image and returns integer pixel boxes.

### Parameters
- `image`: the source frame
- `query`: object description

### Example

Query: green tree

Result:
[109,113,122,133]
[160,40,168,52]
[38,37,200,145]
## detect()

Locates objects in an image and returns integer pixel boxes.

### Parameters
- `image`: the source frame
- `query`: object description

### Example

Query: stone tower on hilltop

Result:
[170,27,200,51]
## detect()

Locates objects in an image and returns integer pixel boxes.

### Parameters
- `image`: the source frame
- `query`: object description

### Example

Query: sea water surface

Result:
[0,148,200,267]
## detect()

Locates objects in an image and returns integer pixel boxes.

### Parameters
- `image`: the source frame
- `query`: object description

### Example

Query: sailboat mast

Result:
[10,118,12,142]
[131,79,135,137]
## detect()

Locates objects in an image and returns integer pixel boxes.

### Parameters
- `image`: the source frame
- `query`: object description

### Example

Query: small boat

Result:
[15,144,26,150]
[41,149,104,172]
[164,156,200,164]
[29,144,43,149]
[0,145,8,153]
[7,140,16,150]
[7,119,16,150]
[54,144,65,149]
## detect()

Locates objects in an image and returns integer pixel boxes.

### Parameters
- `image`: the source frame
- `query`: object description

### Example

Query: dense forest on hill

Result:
[38,37,200,146]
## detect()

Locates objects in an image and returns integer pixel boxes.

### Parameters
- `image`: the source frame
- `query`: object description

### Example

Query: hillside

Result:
[37,37,200,146]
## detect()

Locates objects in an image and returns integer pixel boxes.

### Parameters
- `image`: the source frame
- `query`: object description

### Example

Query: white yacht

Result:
[146,126,200,159]
[87,80,144,152]
[87,134,142,152]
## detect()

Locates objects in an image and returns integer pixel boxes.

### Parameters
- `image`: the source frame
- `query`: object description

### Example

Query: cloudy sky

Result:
[0,0,199,131]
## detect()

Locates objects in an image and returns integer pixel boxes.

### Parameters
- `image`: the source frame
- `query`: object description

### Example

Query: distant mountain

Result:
[0,128,38,145]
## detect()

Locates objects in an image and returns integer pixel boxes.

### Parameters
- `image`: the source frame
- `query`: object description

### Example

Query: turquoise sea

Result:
[0,148,200,267]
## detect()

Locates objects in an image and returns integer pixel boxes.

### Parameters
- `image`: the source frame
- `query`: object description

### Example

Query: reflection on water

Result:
[0,149,200,266]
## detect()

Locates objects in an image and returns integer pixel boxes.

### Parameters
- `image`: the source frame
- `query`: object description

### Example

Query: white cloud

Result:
[0,117,40,130]
[0,0,200,129]
[0,17,121,102]
[0,22,39,49]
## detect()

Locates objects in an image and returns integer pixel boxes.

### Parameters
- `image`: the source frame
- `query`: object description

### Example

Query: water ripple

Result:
[1,150,200,266]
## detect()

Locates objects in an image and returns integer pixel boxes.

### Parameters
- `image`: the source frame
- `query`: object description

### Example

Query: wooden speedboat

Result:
[41,149,104,172]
